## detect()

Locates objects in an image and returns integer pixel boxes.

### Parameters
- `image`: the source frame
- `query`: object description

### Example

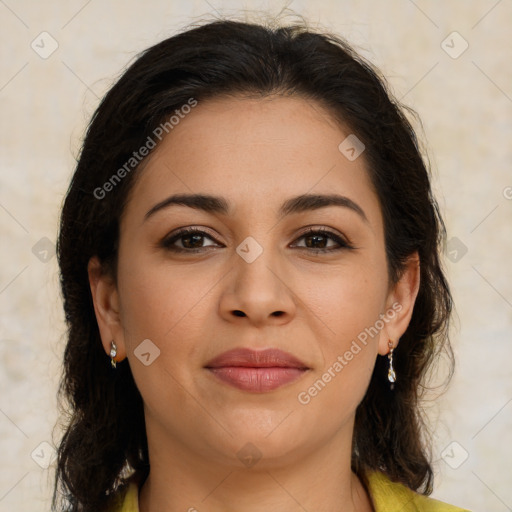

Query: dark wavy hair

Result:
[52,16,454,511]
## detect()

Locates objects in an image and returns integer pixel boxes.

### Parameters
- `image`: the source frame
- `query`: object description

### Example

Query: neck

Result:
[138,420,373,512]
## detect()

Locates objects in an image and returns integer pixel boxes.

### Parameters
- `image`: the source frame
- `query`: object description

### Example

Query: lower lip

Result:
[206,367,307,392]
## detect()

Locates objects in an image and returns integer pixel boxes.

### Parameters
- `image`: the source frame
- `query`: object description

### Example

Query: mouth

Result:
[204,348,310,393]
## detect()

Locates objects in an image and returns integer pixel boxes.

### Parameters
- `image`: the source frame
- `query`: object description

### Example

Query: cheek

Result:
[296,261,387,401]
[307,262,388,346]
[116,257,211,414]
[115,246,226,403]
[296,271,382,412]
[117,249,213,345]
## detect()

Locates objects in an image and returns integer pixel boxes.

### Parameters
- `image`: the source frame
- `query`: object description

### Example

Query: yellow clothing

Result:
[114,471,470,511]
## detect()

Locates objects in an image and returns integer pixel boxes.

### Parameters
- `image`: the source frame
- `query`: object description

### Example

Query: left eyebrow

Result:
[278,193,369,224]
[144,192,370,225]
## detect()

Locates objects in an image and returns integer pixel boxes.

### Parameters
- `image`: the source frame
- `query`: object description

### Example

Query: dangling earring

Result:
[387,339,396,389]
[110,340,117,369]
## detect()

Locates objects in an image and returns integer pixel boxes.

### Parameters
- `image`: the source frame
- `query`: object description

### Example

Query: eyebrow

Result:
[144,192,369,224]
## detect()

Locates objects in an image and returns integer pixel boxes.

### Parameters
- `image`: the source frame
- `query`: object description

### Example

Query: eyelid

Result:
[290,226,353,250]
[160,226,222,249]
[160,225,354,252]
[293,225,352,243]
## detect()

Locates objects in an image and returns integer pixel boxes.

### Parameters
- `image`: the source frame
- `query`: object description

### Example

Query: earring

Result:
[110,340,117,369]
[387,339,396,389]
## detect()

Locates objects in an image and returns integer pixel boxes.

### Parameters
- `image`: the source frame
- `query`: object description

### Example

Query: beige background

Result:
[1,1,511,511]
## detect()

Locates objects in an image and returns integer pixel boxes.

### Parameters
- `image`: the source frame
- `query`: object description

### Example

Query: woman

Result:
[52,17,471,512]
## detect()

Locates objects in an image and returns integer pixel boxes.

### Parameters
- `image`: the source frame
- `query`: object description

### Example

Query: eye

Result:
[290,228,353,253]
[160,228,222,253]
[160,226,353,254]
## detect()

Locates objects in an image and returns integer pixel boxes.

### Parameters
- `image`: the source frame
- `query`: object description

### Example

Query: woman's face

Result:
[90,94,419,469]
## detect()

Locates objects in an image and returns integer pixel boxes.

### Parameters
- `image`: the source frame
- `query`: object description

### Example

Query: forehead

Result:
[123,94,382,230]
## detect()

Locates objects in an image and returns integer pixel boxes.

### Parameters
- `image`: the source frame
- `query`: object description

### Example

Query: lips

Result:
[204,348,310,392]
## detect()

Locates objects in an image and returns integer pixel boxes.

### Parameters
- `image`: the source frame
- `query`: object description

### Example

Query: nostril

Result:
[232,310,284,317]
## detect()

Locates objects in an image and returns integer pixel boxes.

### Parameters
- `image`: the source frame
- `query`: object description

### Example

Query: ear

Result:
[87,256,126,363]
[377,251,420,356]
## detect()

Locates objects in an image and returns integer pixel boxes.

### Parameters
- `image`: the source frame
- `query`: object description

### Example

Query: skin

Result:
[88,94,420,512]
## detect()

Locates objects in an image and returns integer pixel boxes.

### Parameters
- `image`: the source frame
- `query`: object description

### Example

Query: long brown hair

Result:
[53,17,454,511]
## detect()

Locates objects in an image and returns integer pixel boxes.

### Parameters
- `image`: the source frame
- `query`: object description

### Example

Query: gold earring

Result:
[110,340,117,369]
[387,339,396,389]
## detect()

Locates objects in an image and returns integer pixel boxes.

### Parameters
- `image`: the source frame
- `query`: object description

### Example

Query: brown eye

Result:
[160,227,353,254]
[161,228,221,253]
[291,228,353,253]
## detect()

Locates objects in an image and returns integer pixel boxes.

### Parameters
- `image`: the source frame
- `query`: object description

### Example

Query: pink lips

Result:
[204,348,310,392]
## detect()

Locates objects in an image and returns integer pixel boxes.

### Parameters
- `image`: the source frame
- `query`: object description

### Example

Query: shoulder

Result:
[366,471,471,512]
[109,477,140,512]
[111,470,471,512]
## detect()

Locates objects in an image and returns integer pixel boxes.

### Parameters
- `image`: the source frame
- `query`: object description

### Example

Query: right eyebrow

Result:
[144,193,230,221]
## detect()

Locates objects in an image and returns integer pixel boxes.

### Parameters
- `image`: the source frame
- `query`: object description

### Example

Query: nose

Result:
[219,242,297,327]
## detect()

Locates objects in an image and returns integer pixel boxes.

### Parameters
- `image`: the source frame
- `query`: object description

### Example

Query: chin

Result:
[214,413,308,465]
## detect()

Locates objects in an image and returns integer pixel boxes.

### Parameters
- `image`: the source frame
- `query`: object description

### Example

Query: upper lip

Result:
[204,348,309,369]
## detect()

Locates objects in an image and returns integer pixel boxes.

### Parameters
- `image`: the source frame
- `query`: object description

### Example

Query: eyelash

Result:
[160,227,354,254]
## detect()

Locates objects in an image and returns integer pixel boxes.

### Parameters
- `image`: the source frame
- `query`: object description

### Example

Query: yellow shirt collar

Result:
[116,470,470,512]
